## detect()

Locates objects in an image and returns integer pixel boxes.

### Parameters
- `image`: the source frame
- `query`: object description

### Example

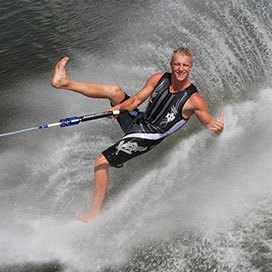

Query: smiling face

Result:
[170,54,193,83]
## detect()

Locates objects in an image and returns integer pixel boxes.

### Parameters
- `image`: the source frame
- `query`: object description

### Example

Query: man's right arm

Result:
[109,73,164,112]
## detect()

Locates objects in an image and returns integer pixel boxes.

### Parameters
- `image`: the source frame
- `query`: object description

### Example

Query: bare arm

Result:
[108,73,164,112]
[185,93,224,135]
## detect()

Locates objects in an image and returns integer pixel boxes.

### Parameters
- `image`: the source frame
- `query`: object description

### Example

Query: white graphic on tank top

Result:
[166,112,176,122]
[159,95,186,128]
[115,140,148,155]
[149,80,165,103]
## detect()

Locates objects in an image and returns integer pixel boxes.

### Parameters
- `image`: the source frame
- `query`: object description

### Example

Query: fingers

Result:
[105,108,118,119]
[209,126,223,135]
[211,121,223,131]
[209,112,224,135]
[215,111,224,129]
[108,115,118,119]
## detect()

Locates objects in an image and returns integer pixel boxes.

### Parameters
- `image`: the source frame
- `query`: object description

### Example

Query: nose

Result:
[177,65,184,71]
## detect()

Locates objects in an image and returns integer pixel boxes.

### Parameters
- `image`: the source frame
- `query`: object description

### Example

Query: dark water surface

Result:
[0,1,272,271]
[1,0,151,84]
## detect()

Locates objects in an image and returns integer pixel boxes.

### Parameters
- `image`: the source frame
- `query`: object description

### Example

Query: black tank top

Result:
[123,72,198,141]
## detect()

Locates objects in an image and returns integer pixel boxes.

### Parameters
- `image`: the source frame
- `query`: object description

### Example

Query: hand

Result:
[209,112,224,135]
[105,107,119,119]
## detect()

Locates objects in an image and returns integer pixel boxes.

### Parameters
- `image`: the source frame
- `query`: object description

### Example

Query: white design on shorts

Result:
[115,140,148,155]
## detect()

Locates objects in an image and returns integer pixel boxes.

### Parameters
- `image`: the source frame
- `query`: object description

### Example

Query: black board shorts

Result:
[102,94,163,168]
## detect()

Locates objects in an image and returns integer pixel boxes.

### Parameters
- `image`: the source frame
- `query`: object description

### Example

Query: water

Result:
[0,0,272,271]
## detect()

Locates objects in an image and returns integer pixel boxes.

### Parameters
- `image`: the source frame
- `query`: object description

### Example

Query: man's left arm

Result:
[190,93,224,135]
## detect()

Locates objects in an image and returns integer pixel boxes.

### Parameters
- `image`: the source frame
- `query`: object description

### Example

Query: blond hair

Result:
[171,47,193,64]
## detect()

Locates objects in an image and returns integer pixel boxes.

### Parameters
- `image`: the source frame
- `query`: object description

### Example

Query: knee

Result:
[109,85,125,105]
[110,84,123,95]
[95,153,111,170]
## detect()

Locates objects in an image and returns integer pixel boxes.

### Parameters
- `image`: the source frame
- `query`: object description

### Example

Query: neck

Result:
[170,77,191,93]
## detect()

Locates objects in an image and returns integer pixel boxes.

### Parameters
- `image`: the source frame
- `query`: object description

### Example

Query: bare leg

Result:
[76,154,111,223]
[52,58,121,222]
[51,57,126,105]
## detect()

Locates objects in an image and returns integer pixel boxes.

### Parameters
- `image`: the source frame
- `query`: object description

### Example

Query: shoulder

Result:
[143,72,165,89]
[148,72,165,83]
[183,92,209,117]
[183,92,210,119]
[187,92,208,110]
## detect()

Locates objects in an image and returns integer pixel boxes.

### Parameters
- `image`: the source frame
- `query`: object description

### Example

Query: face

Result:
[170,55,193,82]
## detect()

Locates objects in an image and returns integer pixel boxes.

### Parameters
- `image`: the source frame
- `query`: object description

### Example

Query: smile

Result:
[177,71,185,75]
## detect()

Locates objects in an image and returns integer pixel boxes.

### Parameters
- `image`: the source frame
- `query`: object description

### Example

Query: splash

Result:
[1,0,272,271]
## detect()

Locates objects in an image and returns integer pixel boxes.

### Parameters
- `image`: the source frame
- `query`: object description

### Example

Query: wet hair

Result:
[171,47,193,64]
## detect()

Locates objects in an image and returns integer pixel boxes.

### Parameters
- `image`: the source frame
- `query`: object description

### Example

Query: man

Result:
[51,47,224,222]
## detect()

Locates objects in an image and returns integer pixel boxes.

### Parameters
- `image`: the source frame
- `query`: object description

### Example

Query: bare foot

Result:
[51,57,70,88]
[76,211,98,223]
